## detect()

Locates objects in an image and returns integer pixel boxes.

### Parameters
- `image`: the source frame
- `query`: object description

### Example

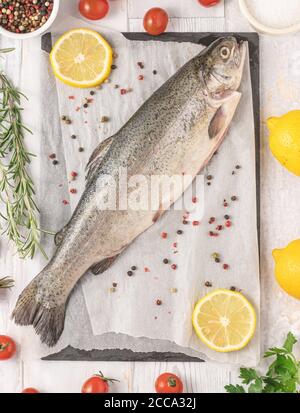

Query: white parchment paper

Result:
[19,20,260,366]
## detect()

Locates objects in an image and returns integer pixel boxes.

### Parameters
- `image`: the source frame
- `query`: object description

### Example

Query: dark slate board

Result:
[42,32,260,362]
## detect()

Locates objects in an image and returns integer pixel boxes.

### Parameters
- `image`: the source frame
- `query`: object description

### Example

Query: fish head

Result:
[200,36,246,100]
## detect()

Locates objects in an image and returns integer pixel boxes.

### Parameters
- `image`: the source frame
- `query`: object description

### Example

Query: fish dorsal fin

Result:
[54,225,68,247]
[208,91,242,140]
[85,136,114,185]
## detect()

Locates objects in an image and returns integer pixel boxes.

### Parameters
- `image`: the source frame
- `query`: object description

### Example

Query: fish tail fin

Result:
[12,277,66,347]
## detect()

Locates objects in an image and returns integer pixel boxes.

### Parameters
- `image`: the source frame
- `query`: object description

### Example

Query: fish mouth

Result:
[234,40,247,90]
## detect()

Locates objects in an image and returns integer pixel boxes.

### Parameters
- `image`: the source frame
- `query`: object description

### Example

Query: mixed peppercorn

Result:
[0,0,54,34]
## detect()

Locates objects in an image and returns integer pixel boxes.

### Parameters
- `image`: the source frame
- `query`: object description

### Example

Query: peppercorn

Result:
[138,74,144,80]
[182,220,189,225]
[163,258,169,264]
[137,62,144,69]
[224,215,230,220]
[79,147,84,152]
[209,217,216,224]
[70,188,77,194]
[231,196,238,201]
[49,153,56,159]
[90,91,95,96]
[235,165,241,169]
[177,230,183,235]
[112,282,117,288]
[171,264,177,270]
[100,116,110,123]
[192,221,200,226]
[83,103,88,109]
[127,270,133,277]
[156,299,162,306]
[153,70,157,75]
[205,281,212,287]
[207,175,213,180]
[223,264,229,270]
[71,134,76,139]
[131,266,137,271]
[52,160,58,165]
[161,232,167,239]
[111,64,117,70]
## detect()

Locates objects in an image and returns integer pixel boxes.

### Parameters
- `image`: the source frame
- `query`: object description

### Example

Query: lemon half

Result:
[50,28,113,88]
[192,289,256,352]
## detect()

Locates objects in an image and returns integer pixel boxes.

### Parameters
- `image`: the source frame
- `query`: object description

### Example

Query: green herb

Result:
[0,276,14,289]
[225,332,300,393]
[0,48,46,259]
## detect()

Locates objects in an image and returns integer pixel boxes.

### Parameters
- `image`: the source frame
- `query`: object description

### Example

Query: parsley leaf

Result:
[225,332,300,393]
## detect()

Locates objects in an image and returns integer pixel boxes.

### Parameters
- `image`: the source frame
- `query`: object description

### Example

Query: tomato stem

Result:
[168,377,177,387]
[95,371,119,384]
[0,343,9,352]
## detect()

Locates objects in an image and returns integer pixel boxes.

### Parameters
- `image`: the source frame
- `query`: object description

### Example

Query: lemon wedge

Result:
[192,289,256,352]
[50,28,113,88]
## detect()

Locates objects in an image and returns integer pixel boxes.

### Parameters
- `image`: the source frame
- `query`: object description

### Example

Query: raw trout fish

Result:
[13,37,246,346]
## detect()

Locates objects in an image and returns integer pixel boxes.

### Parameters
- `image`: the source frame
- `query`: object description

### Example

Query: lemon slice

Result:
[50,28,113,88]
[192,289,256,352]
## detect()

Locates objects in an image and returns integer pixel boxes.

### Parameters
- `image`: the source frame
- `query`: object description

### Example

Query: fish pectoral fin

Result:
[85,136,114,185]
[90,255,119,275]
[208,91,242,140]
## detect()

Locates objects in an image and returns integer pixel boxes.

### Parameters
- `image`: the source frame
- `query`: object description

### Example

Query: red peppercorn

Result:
[171,264,177,270]
[192,221,200,226]
[209,217,216,224]
[225,220,232,228]
[192,196,198,203]
[70,188,77,194]
[216,225,223,231]
[138,75,144,80]
[120,88,127,95]
[49,153,56,159]
[223,264,229,270]
[62,199,69,205]
[144,267,150,272]
[161,232,167,239]
[173,242,177,248]
[70,171,78,177]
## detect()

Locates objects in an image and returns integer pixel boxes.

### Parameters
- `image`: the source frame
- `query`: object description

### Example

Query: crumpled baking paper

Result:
[19,19,260,366]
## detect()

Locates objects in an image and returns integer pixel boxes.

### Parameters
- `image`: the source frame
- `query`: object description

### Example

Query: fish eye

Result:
[220,46,230,60]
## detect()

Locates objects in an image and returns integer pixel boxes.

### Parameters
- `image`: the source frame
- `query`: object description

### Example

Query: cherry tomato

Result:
[82,371,117,393]
[22,388,40,393]
[198,0,221,7]
[0,335,16,360]
[143,8,169,36]
[79,0,109,20]
[155,372,183,393]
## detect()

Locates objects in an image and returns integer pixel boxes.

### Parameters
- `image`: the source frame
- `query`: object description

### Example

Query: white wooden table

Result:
[1,0,300,393]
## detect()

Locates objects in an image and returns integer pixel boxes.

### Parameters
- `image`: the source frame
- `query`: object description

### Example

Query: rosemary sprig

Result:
[0,48,46,259]
[0,276,14,289]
